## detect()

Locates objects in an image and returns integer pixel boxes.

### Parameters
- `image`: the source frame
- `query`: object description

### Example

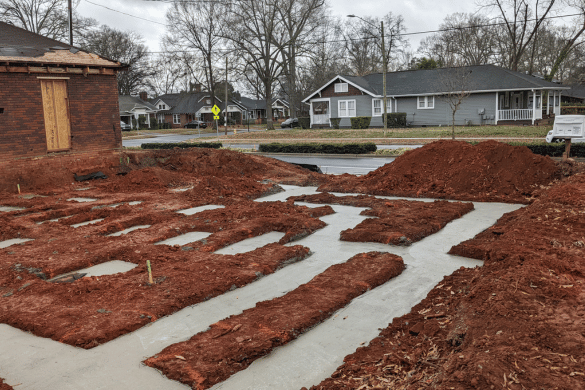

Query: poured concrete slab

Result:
[67,197,97,203]
[0,185,524,390]
[79,261,138,277]
[0,238,34,249]
[36,215,74,225]
[177,205,225,216]
[71,219,104,228]
[215,232,286,255]
[155,231,211,246]
[0,206,25,212]
[106,225,151,237]
[48,261,139,282]
[171,186,193,193]
[19,194,46,199]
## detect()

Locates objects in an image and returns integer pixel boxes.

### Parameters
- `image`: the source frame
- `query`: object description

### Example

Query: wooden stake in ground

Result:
[146,260,154,284]
[563,138,572,161]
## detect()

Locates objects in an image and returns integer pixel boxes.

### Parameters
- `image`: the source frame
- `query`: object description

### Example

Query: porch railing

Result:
[312,114,330,125]
[498,109,533,121]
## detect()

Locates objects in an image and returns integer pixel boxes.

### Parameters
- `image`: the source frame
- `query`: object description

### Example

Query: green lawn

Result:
[222,125,552,141]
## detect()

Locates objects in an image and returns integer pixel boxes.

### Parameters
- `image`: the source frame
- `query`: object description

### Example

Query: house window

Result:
[372,99,392,116]
[338,100,356,117]
[173,114,181,124]
[417,96,434,109]
[157,114,164,124]
[334,83,348,93]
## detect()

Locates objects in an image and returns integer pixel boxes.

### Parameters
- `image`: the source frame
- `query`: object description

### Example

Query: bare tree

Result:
[438,67,472,139]
[484,0,557,71]
[546,0,585,81]
[275,0,326,118]
[80,26,152,95]
[226,0,285,130]
[145,54,190,96]
[0,0,97,44]
[164,0,228,111]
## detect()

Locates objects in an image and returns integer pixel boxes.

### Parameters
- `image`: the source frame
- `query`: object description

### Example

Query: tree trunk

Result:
[452,111,456,140]
[266,82,274,130]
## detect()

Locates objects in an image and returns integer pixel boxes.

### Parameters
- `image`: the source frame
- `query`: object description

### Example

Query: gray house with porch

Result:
[303,65,569,128]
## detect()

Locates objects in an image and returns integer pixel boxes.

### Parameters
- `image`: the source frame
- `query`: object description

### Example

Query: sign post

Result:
[212,104,221,141]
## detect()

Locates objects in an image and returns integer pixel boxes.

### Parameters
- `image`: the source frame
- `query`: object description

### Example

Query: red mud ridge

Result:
[320,140,560,203]
[0,378,11,390]
[144,252,404,390]
[288,192,474,245]
[309,173,585,390]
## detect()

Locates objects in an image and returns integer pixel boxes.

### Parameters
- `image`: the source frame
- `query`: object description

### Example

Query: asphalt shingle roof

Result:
[307,65,568,101]
[119,95,158,114]
[0,21,122,67]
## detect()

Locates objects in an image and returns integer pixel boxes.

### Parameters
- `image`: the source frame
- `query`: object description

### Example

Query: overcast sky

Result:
[76,0,480,54]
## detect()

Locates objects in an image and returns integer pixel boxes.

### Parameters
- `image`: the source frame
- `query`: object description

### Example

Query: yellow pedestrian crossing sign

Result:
[212,105,221,120]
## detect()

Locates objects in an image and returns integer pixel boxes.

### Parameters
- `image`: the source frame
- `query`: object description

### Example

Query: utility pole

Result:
[225,56,228,135]
[381,20,387,136]
[68,0,73,45]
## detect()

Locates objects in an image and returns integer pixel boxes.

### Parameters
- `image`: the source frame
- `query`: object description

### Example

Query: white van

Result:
[546,115,585,143]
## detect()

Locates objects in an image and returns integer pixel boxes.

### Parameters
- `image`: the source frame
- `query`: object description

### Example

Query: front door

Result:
[41,79,71,152]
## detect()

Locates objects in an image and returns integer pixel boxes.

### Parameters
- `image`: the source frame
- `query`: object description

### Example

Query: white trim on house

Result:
[372,98,393,116]
[391,86,570,98]
[417,96,434,109]
[302,75,378,102]
[338,99,356,117]
[334,82,349,93]
[309,97,331,127]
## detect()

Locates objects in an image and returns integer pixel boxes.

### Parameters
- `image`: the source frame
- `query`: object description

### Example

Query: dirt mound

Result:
[310,173,585,390]
[320,140,560,203]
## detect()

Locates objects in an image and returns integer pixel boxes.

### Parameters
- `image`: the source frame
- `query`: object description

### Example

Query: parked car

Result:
[281,117,299,128]
[546,115,585,143]
[185,120,207,129]
[120,121,132,131]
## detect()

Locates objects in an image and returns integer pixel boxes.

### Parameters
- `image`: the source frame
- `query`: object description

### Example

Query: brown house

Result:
[0,22,125,161]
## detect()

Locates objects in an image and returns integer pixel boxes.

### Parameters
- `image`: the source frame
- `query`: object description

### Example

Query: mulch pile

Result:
[145,252,404,390]
[288,193,474,245]
[308,173,585,390]
[319,140,561,203]
[0,378,12,390]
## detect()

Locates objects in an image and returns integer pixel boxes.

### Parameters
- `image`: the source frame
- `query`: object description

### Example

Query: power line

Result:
[84,0,167,26]
[83,0,582,47]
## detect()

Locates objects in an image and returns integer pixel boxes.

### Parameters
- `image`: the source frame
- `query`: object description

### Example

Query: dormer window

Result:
[206,99,211,104]
[334,83,348,93]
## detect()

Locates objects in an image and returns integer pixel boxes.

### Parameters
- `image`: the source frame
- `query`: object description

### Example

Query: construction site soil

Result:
[288,193,474,245]
[144,252,404,389]
[319,140,562,204]
[1,142,584,390]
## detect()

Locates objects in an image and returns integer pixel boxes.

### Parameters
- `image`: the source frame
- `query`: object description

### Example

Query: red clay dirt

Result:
[288,193,474,245]
[319,140,561,203]
[0,378,12,390]
[144,252,405,390]
[0,149,332,348]
[308,174,585,390]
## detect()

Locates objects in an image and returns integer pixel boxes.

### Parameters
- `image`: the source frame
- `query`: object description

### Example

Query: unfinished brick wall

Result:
[0,73,122,161]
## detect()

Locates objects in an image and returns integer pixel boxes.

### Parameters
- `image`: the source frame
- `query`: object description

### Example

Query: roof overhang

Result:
[302,75,377,103]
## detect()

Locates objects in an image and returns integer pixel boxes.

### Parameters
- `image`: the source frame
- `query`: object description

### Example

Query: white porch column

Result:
[547,91,550,116]
[309,101,313,128]
[495,92,499,125]
[146,112,151,128]
[532,89,536,125]
[557,91,562,115]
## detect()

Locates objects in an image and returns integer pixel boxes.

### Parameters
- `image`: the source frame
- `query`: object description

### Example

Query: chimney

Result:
[139,91,147,101]
[194,83,201,93]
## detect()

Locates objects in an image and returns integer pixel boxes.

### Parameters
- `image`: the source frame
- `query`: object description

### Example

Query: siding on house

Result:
[397,93,496,127]
[0,73,121,160]
[329,95,373,127]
